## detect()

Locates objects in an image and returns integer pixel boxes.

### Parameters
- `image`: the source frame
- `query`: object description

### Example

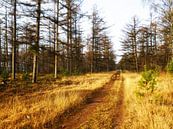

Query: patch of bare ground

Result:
[113,78,124,129]
[54,76,125,129]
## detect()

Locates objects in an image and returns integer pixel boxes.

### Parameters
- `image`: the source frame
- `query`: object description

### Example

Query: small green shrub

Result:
[73,69,82,75]
[166,59,173,74]
[22,72,29,81]
[137,66,157,97]
[60,68,70,76]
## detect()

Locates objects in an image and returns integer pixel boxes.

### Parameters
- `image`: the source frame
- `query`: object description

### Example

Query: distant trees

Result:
[119,0,173,71]
[0,1,14,73]
[121,17,139,72]
[87,8,115,73]
[120,17,158,71]
[159,0,173,62]
[0,0,116,83]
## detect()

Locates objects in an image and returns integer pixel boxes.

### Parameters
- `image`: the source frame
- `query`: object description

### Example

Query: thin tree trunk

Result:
[171,22,173,60]
[107,56,109,72]
[12,0,17,80]
[55,0,59,78]
[145,37,149,67]
[32,0,41,83]
[67,3,70,73]
[154,24,157,52]
[0,21,2,72]
[53,3,56,73]
[74,14,77,72]
[91,13,95,73]
[69,1,73,74]
[133,18,139,72]
[134,35,138,72]
[5,7,8,71]
[48,21,51,73]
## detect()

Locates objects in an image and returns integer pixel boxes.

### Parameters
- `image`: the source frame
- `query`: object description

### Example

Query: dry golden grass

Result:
[121,72,173,129]
[0,73,112,129]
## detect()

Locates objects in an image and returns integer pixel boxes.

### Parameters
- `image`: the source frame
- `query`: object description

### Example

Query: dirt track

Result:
[55,75,124,129]
[113,78,124,128]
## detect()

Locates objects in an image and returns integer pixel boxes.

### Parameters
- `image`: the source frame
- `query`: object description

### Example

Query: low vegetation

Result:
[167,59,173,74]
[137,66,158,96]
[0,73,112,128]
[121,72,173,129]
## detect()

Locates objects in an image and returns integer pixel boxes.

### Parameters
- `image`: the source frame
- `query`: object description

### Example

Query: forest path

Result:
[56,75,124,129]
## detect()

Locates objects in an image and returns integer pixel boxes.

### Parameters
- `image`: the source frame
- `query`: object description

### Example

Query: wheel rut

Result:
[54,75,125,129]
[113,78,124,129]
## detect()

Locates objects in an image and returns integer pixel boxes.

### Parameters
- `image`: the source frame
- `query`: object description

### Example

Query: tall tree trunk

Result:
[107,56,109,72]
[171,21,173,60]
[91,13,95,73]
[53,3,56,73]
[0,21,2,73]
[48,21,51,73]
[134,38,138,72]
[69,10,72,74]
[74,13,77,72]
[55,0,59,78]
[67,2,70,73]
[5,7,8,71]
[12,0,17,80]
[66,0,71,73]
[133,17,139,72]
[32,0,41,83]
[69,1,73,74]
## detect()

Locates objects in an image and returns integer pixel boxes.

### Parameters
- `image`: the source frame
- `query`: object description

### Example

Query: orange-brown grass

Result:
[0,73,112,129]
[121,72,173,129]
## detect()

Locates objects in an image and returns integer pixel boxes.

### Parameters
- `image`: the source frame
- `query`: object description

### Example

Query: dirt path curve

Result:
[56,76,124,129]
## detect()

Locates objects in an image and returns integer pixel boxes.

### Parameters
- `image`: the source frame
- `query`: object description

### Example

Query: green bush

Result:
[138,66,157,95]
[73,69,82,75]
[22,72,30,81]
[60,68,70,76]
[166,59,173,74]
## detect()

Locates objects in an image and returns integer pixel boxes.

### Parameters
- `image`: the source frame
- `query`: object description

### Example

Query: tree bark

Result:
[0,21,2,73]
[133,17,139,72]
[12,0,17,80]
[66,0,72,74]
[5,7,8,71]
[32,0,41,83]
[55,0,59,78]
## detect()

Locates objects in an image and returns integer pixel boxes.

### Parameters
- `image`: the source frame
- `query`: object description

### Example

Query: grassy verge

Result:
[0,73,112,129]
[121,72,173,129]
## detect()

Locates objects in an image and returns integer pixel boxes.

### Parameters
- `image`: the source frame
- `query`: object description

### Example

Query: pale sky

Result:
[81,0,151,62]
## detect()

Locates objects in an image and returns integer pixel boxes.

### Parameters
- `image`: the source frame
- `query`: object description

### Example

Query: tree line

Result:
[119,0,173,72]
[0,0,116,83]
